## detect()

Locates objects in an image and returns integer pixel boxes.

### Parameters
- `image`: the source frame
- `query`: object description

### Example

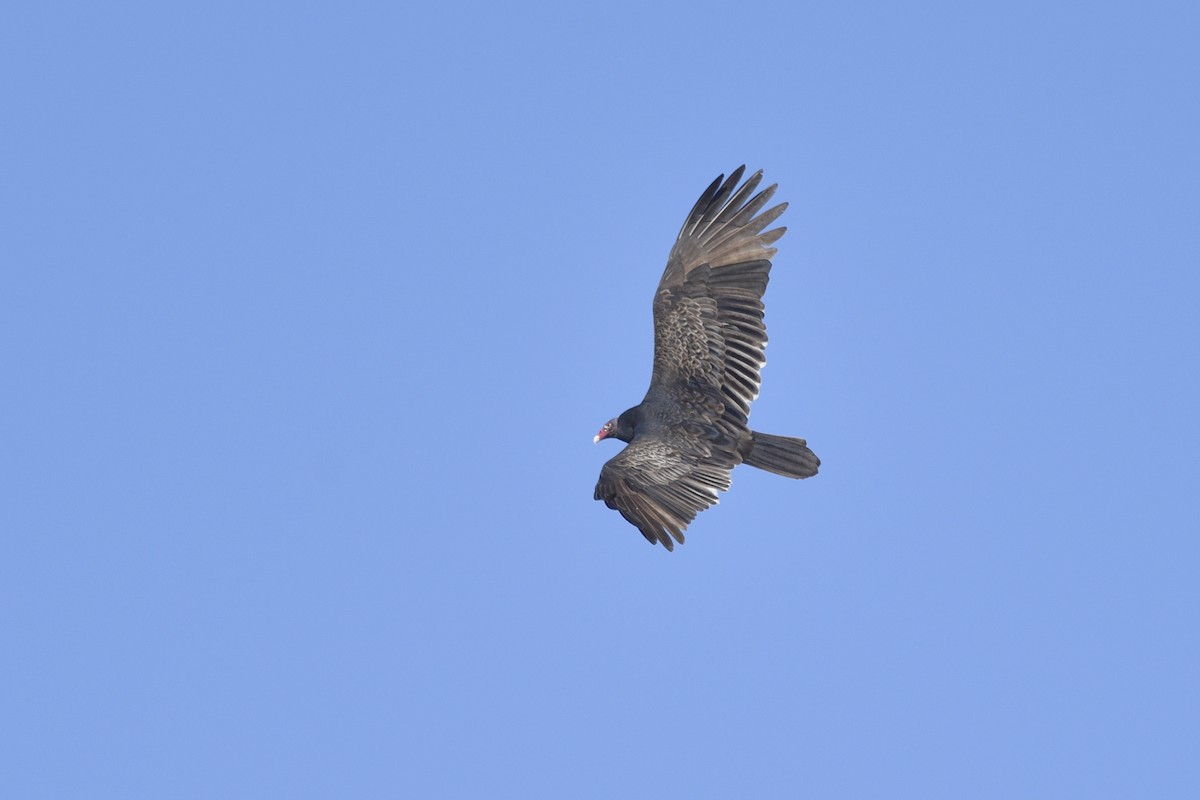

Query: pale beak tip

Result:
[593,435,601,444]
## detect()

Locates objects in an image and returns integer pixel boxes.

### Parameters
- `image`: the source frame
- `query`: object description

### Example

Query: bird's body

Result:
[593,166,819,551]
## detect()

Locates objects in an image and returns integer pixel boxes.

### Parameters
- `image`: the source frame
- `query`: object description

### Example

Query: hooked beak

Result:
[593,428,609,444]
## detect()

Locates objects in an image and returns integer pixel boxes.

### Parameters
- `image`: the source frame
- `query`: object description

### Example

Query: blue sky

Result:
[3,1,1198,797]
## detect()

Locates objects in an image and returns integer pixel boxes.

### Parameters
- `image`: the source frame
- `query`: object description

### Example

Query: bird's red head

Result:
[594,419,617,444]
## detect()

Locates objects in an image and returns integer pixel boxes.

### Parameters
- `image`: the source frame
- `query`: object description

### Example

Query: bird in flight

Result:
[593,166,820,551]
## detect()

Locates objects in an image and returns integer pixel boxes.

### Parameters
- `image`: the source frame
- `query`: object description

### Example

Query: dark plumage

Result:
[593,166,820,551]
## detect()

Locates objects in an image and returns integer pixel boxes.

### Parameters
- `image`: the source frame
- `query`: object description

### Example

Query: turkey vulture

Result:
[593,166,819,551]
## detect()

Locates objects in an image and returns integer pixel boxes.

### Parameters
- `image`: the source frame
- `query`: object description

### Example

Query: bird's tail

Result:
[744,431,820,479]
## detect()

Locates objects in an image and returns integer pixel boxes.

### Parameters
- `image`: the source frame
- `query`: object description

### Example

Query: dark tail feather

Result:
[744,431,820,478]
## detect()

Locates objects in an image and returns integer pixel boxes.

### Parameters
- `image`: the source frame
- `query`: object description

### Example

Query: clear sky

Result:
[3,1,1198,797]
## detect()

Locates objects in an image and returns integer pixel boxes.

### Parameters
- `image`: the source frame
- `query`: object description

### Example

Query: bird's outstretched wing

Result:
[594,437,735,551]
[648,167,785,431]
